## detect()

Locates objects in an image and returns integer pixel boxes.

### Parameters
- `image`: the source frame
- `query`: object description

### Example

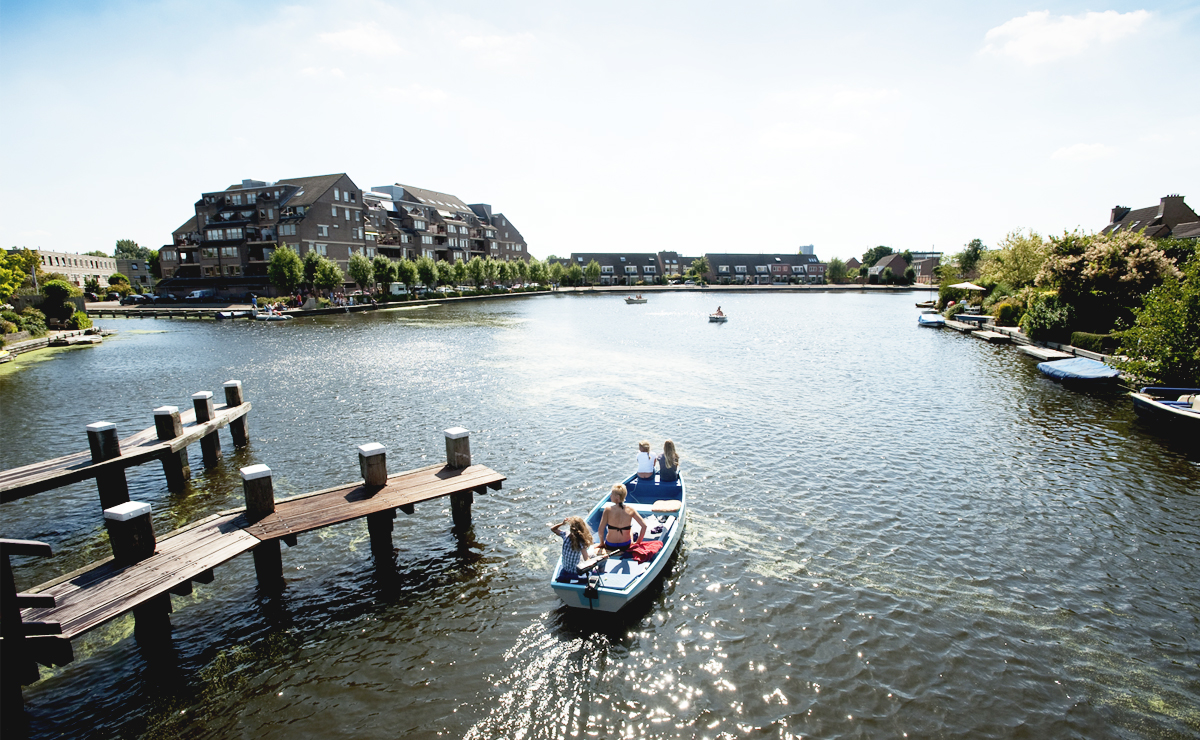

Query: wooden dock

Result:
[971,330,1010,344]
[2,421,502,712]
[1019,345,1073,361]
[0,399,250,503]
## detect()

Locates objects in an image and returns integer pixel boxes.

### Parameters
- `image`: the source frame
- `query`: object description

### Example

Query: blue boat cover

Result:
[1037,357,1119,380]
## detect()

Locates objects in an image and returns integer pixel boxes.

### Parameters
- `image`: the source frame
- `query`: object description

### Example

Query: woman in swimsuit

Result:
[598,483,648,549]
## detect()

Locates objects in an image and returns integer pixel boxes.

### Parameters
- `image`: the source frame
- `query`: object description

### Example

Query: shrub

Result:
[1020,294,1074,342]
[993,302,1020,326]
[943,303,966,319]
[1,319,16,335]
[18,307,47,337]
[66,310,92,330]
[1070,331,1120,354]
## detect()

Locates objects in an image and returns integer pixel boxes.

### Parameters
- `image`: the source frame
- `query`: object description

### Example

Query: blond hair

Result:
[565,516,593,552]
[662,439,679,468]
[638,440,650,452]
[610,483,628,505]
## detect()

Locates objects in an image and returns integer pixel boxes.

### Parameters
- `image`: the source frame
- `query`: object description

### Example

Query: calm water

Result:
[1,291,1197,739]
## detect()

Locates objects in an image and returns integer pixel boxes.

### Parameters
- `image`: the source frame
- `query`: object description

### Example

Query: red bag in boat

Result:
[627,540,663,563]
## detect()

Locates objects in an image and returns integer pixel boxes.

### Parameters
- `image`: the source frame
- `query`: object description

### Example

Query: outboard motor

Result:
[584,575,601,601]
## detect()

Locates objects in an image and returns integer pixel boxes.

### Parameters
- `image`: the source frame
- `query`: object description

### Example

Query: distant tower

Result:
[798,244,815,255]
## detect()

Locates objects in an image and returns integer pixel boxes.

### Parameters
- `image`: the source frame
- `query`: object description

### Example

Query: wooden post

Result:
[1,539,54,720]
[223,380,249,448]
[103,501,156,565]
[192,391,222,469]
[360,443,394,556]
[154,405,191,491]
[445,427,473,530]
[241,465,282,588]
[87,421,129,509]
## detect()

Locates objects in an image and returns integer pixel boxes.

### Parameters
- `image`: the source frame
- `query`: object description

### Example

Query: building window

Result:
[423,249,435,259]
[354,211,360,222]
[625,266,637,274]
[332,204,338,216]
[414,220,426,230]
[247,193,257,204]
[365,247,375,257]
[313,244,328,256]
[334,188,340,201]
[421,235,433,244]
[644,266,656,273]
[490,241,497,249]
[201,248,218,259]
[231,194,242,205]
[225,264,242,276]
[221,247,239,258]
[204,265,218,276]
[279,224,297,236]
[735,266,747,273]
[756,266,768,273]
[401,234,410,243]
[601,266,614,273]
[318,225,329,237]
[267,208,275,219]
[206,229,224,241]
[226,228,243,240]
[162,249,176,261]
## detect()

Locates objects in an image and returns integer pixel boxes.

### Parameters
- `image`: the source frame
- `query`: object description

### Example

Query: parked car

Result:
[184,289,215,301]
[106,292,121,301]
[120,294,149,306]
[156,294,177,303]
[83,292,99,302]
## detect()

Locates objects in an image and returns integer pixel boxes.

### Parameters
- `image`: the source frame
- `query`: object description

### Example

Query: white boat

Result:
[215,311,251,320]
[917,313,945,327]
[551,473,686,612]
[253,311,292,321]
[625,297,648,304]
[1129,387,1200,427]
[709,314,727,323]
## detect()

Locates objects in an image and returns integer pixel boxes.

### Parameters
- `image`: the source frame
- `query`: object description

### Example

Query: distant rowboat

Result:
[709,314,727,323]
[625,297,647,304]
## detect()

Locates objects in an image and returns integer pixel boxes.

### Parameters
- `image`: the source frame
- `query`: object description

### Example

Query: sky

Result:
[1,0,1197,263]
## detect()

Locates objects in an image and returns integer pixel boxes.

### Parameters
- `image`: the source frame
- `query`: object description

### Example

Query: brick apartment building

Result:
[10,249,118,290]
[158,174,528,296]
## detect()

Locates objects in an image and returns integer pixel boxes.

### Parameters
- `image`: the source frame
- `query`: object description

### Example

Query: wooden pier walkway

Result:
[17,461,503,649]
[0,400,251,502]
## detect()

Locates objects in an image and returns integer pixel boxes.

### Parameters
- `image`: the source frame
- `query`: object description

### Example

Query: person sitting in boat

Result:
[599,483,648,550]
[550,516,598,580]
[715,306,724,316]
[656,439,680,483]
[636,440,655,479]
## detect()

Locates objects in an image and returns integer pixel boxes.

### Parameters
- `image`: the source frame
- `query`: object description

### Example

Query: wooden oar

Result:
[576,548,615,573]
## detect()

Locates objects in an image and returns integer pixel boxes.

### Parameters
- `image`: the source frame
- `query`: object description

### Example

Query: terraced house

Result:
[159,173,369,293]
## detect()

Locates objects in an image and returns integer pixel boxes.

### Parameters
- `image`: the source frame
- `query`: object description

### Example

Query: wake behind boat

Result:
[551,473,686,612]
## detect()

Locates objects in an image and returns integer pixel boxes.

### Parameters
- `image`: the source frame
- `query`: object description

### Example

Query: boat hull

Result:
[708,315,727,322]
[1130,388,1200,427]
[625,298,647,304]
[551,473,686,612]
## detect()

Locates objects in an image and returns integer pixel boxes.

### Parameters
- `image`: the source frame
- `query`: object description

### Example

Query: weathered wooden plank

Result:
[0,403,250,502]
[244,465,505,540]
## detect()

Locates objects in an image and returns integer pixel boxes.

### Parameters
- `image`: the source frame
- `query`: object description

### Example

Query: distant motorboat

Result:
[625,296,648,304]
[915,300,936,309]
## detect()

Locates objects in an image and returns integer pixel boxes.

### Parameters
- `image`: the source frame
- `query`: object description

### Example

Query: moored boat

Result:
[253,311,292,321]
[1129,387,1200,427]
[216,311,251,320]
[917,313,945,327]
[1037,357,1120,382]
[551,472,686,612]
[915,300,936,309]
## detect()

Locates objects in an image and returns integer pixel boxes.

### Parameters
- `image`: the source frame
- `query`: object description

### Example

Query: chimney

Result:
[1157,194,1183,219]
[1111,206,1130,224]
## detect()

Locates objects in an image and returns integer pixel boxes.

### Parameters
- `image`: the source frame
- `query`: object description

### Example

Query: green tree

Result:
[981,229,1046,289]
[114,239,152,260]
[826,257,848,283]
[84,277,101,294]
[515,258,530,282]
[416,255,437,290]
[861,246,894,269]
[397,258,418,290]
[373,255,397,293]
[528,258,547,285]
[39,279,81,321]
[8,248,43,291]
[689,256,710,282]
[858,265,869,284]
[436,259,454,287]
[584,259,601,286]
[108,272,130,288]
[348,252,374,290]
[303,249,322,287]
[484,257,500,286]
[881,266,895,284]
[0,252,26,301]
[497,259,512,286]
[467,256,486,287]
[314,257,344,293]
[565,263,583,286]
[452,259,468,286]
[83,250,109,258]
[904,266,916,284]
[1113,246,1200,385]
[267,244,304,294]
[956,238,986,277]
[548,261,564,285]
[147,250,161,279]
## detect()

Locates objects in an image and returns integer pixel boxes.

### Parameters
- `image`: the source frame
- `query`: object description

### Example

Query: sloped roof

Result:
[1102,196,1199,238]
[276,173,351,206]
[173,215,198,235]
[1173,221,1200,239]
[395,184,473,214]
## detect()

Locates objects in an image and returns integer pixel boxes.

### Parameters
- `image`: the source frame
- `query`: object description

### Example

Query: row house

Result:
[364,184,528,265]
[12,249,118,289]
[159,173,368,292]
[565,252,671,285]
[1102,194,1200,240]
[704,253,826,284]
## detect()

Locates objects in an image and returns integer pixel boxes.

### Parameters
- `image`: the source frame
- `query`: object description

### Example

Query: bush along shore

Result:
[931,230,1199,387]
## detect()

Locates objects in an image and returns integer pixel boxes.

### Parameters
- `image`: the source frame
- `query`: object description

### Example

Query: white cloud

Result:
[457,32,536,65]
[982,10,1150,65]
[318,22,402,57]
[1051,143,1116,162]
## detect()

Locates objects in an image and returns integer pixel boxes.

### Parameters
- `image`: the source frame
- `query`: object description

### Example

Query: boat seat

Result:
[598,557,648,589]
[652,499,681,513]
[642,514,675,542]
